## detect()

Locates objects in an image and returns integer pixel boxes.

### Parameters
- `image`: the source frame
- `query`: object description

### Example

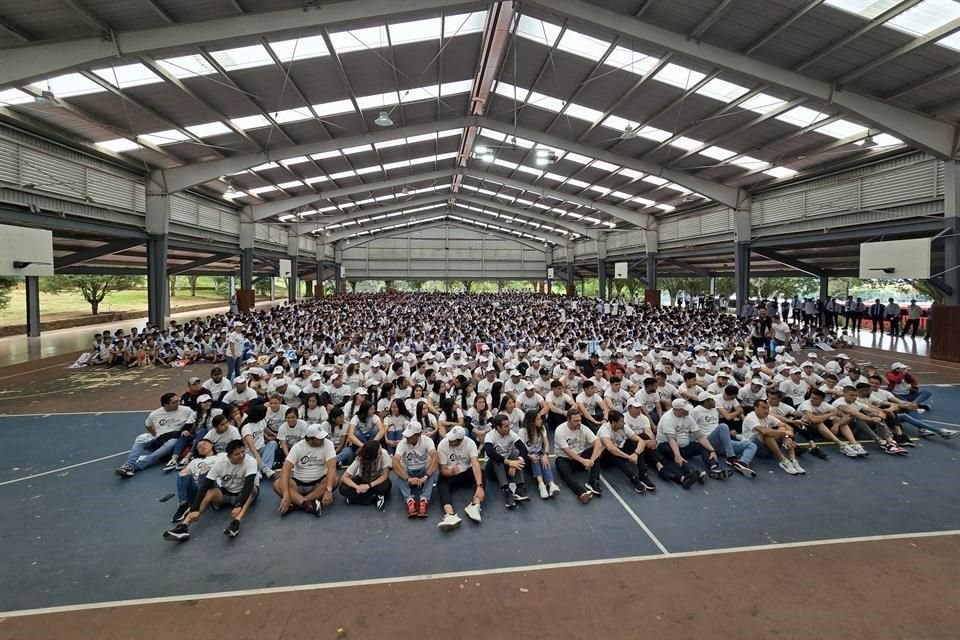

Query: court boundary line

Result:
[2,529,957,619]
[0,410,149,418]
[0,360,75,382]
[844,348,960,372]
[0,451,127,487]
[600,476,670,555]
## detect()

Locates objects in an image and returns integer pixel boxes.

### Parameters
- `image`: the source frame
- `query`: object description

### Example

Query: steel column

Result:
[945,160,960,305]
[146,233,168,327]
[240,248,253,290]
[25,275,40,337]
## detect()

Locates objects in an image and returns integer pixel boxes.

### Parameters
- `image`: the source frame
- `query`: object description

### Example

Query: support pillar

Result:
[597,236,607,300]
[733,197,752,315]
[709,276,716,295]
[25,275,40,337]
[645,229,658,291]
[566,242,575,296]
[270,277,275,302]
[240,249,253,290]
[819,274,829,303]
[945,160,960,305]
[287,234,299,304]
[146,171,170,328]
[334,244,344,295]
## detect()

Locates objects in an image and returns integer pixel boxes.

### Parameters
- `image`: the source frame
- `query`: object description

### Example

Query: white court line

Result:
[924,419,960,428]
[0,360,74,382]
[1,529,957,619]
[0,451,127,487]
[0,410,148,418]
[600,476,669,555]
[845,349,960,372]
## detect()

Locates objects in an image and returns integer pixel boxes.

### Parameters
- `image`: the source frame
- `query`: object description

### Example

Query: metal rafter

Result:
[287,194,451,234]
[58,0,111,33]
[687,0,736,41]
[742,0,825,55]
[454,193,595,237]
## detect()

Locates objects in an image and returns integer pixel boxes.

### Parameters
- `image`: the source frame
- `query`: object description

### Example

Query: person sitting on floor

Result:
[277,407,309,458]
[163,440,259,542]
[275,424,338,517]
[339,440,393,511]
[169,438,222,524]
[691,392,756,478]
[742,399,805,475]
[115,392,195,479]
[554,409,603,504]
[796,389,865,458]
[518,410,561,499]
[393,421,439,519]
[435,426,484,531]
[597,410,658,493]
[240,404,277,480]
[483,414,531,509]
[202,413,242,454]
[656,399,722,489]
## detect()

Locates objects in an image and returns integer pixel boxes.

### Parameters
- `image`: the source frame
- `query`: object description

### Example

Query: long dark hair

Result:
[242,403,267,426]
[522,409,544,445]
[356,399,374,422]
[391,397,412,418]
[439,397,458,422]
[358,439,381,481]
[490,381,503,412]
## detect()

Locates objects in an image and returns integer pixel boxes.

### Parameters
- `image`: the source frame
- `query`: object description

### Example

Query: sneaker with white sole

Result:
[437,513,462,531]
[176,454,192,470]
[464,502,482,523]
[162,524,190,542]
[779,459,799,475]
[852,443,869,457]
[790,459,806,474]
[941,429,960,440]
[838,443,859,458]
[917,428,937,438]
[223,518,240,539]
[162,458,178,473]
[731,459,757,478]
[548,481,561,497]
[375,495,386,511]
[114,464,135,478]
[260,467,275,480]
[538,482,549,499]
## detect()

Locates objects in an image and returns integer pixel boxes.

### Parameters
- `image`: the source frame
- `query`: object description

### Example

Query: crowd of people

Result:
[104,292,953,542]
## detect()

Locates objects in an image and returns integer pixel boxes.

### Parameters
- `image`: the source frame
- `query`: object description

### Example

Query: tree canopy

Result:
[39,275,141,315]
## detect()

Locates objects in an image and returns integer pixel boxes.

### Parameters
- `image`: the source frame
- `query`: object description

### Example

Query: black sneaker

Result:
[375,495,386,512]
[638,473,657,492]
[918,403,931,411]
[697,470,707,484]
[681,473,698,489]
[631,478,646,494]
[731,459,757,478]
[503,486,516,509]
[171,501,190,523]
[114,464,135,478]
[513,484,530,502]
[224,518,240,539]
[162,524,190,542]
[810,446,830,460]
[584,482,603,497]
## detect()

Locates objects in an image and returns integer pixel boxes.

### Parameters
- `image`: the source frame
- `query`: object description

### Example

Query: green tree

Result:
[186,275,200,297]
[0,276,18,311]
[750,277,817,299]
[252,276,272,296]
[658,277,706,305]
[461,280,473,293]
[40,275,141,315]
[713,277,736,299]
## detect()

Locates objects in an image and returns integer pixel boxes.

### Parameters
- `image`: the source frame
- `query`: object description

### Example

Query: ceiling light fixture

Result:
[535,149,557,167]
[620,126,638,140]
[682,194,698,203]
[860,135,877,148]
[374,110,394,127]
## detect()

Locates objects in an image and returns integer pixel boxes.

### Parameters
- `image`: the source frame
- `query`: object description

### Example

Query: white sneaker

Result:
[839,443,859,458]
[941,429,960,440]
[790,459,806,474]
[162,458,178,473]
[779,459,799,475]
[463,502,482,523]
[261,467,275,480]
[548,481,561,497]
[437,513,462,531]
[538,482,549,499]
[853,443,869,456]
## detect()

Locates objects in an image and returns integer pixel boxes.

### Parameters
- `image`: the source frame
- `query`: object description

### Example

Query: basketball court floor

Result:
[0,345,958,639]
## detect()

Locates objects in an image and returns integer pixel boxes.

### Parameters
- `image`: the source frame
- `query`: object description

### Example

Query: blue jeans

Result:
[225,356,241,381]
[176,473,204,504]
[898,411,946,434]
[526,453,555,483]
[895,390,931,405]
[336,447,354,466]
[126,437,177,470]
[708,425,758,465]
[172,434,195,458]
[258,441,278,471]
[397,469,438,502]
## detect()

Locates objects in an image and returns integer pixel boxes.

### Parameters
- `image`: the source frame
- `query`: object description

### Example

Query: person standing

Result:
[884,298,901,337]
[905,300,922,338]
[225,321,245,381]
[868,299,885,334]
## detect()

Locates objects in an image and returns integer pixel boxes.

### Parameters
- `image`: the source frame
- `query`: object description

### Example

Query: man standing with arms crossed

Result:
[226,321,245,381]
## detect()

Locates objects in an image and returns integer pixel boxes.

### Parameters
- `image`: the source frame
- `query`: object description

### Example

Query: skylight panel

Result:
[96,138,141,153]
[670,136,702,151]
[656,204,675,212]
[249,186,278,195]
[565,102,605,122]
[813,119,868,139]
[938,31,960,52]
[305,175,328,184]
[643,176,668,186]
[211,45,273,71]
[516,16,561,47]
[526,90,565,113]
[591,160,620,172]
[619,168,645,180]
[273,107,314,124]
[0,88,31,105]
[696,78,749,102]
[493,82,530,103]
[700,146,736,161]
[374,138,406,150]
[871,133,903,146]
[445,11,487,37]
[158,54,216,78]
[400,86,436,102]
[390,17,443,45]
[341,144,373,155]
[92,63,160,89]
[313,99,355,117]
[231,114,270,130]
[741,93,787,114]
[654,63,706,90]
[311,150,341,161]
[438,128,463,138]
[564,152,591,165]
[138,129,189,146]
[631,196,656,206]
[824,0,900,20]
[355,165,380,176]
[328,170,356,180]
[764,167,797,178]
[604,46,660,77]
[329,25,388,53]
[408,133,438,144]
[493,158,519,170]
[31,73,103,98]
[566,178,591,189]
[776,106,829,128]
[270,35,329,62]
[556,29,610,60]
[250,162,279,172]
[277,180,305,189]
[186,122,231,138]
[588,185,611,195]
[886,0,960,36]
[609,191,633,199]
[637,126,671,142]
[517,165,543,177]
[730,156,769,170]
[478,128,507,142]
[440,79,474,96]
[356,91,396,111]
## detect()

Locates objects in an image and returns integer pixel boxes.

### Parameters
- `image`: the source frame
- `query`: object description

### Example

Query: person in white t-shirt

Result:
[692,392,756,478]
[162,440,259,541]
[436,426,484,531]
[393,422,439,518]
[778,369,810,407]
[554,410,603,503]
[169,438,221,524]
[519,410,560,499]
[655,399,719,489]
[115,392,195,478]
[339,440,393,511]
[575,380,607,430]
[597,410,657,493]
[277,407,308,458]
[275,424,338,517]
[796,389,864,458]
[203,413,242,454]
[742,399,804,475]
[222,376,258,413]
[483,415,531,508]
[225,322,245,380]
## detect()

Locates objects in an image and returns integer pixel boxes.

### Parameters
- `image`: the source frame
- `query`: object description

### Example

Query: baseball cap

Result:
[446,425,467,441]
[187,376,201,385]
[233,321,244,327]
[836,353,850,359]
[807,352,818,359]
[751,377,763,385]
[197,394,212,403]
[891,362,907,370]
[305,424,328,439]
[402,422,423,438]
[515,381,529,393]
[309,373,322,382]
[789,367,802,375]
[671,399,693,411]
[510,370,521,377]
[234,375,247,384]
[697,391,716,402]
[626,398,643,408]
[272,366,284,375]
[356,388,368,396]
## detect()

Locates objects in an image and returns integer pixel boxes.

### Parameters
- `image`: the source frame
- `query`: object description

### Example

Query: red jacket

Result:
[886,370,918,392]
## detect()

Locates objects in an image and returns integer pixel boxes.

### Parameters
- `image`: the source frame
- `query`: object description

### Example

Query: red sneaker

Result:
[417,498,429,518]
[406,498,417,518]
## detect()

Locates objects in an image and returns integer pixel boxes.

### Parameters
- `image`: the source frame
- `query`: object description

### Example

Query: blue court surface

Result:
[2,388,959,613]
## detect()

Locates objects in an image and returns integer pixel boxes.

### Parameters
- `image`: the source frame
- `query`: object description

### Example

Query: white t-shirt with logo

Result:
[483,429,521,458]
[203,425,241,453]
[284,439,336,483]
[742,412,781,440]
[596,422,635,449]
[437,437,479,475]
[277,419,308,447]
[207,454,259,493]
[395,436,435,473]
[146,406,195,438]
[185,452,226,482]
[554,423,598,458]
[691,405,720,435]
[241,419,268,449]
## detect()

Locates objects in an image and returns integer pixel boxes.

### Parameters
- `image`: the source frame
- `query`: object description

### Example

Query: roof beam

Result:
[158,116,473,193]
[743,0,824,55]
[0,0,491,88]
[454,193,596,238]
[286,195,451,235]
[167,253,234,276]
[54,239,142,271]
[687,0,735,40]
[245,169,457,222]
[531,0,957,159]
[59,0,112,33]
[751,247,822,276]
[337,216,555,249]
[659,257,712,277]
[478,119,742,208]
[466,168,653,229]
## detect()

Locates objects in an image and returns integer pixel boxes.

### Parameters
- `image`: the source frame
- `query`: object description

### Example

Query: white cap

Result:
[305,424,328,439]
[837,353,850,359]
[309,355,319,362]
[775,345,785,353]
[697,391,716,402]
[751,377,763,385]
[233,321,245,327]
[801,362,814,368]
[446,425,467,441]
[234,376,247,384]
[402,422,423,438]
[370,362,380,368]
[807,352,818,359]
[626,398,643,408]
[789,367,802,375]
[299,365,312,372]
[481,344,490,351]
[197,394,212,403]
[356,388,368,396]
[515,381,529,393]
[671,399,693,411]
[309,373,322,382]
[378,345,386,351]
[716,371,729,378]
[891,361,907,370]
[510,369,521,377]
